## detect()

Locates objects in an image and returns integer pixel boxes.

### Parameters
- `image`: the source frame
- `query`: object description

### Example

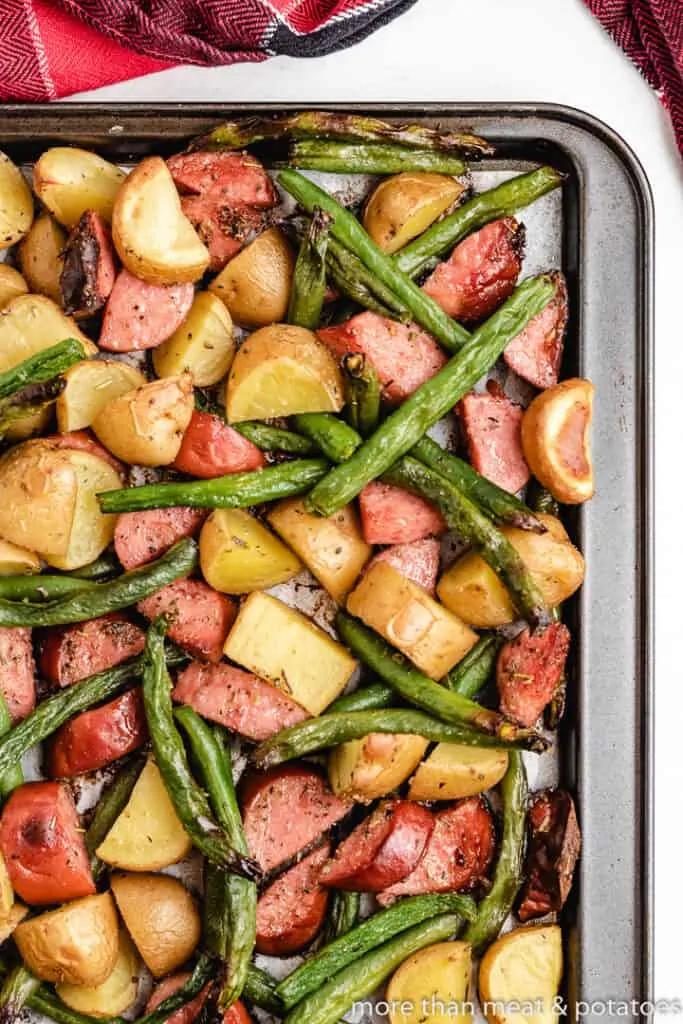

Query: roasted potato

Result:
[224,592,357,715]
[409,744,509,801]
[522,378,594,504]
[152,291,235,387]
[329,733,429,803]
[364,173,466,254]
[56,930,139,1018]
[33,147,125,228]
[0,904,28,944]
[112,156,208,285]
[210,227,295,328]
[0,265,28,309]
[347,561,478,679]
[268,498,371,603]
[200,508,301,594]
[0,294,95,374]
[92,372,194,466]
[0,152,34,249]
[0,852,14,918]
[479,925,563,1024]
[18,213,67,303]
[225,323,344,422]
[0,539,40,576]
[96,757,192,871]
[111,872,201,978]
[47,449,122,571]
[387,940,472,1024]
[57,359,147,433]
[437,514,585,628]
[14,892,119,985]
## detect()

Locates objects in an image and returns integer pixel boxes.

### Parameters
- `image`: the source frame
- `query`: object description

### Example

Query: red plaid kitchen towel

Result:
[0,0,417,100]
[584,0,683,154]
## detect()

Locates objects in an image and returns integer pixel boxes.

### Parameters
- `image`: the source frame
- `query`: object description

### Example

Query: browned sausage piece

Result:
[377,797,496,905]
[167,151,277,207]
[320,800,435,892]
[240,764,352,873]
[458,382,529,494]
[504,272,568,389]
[40,613,146,689]
[47,689,148,778]
[173,661,309,741]
[114,507,206,571]
[60,209,117,316]
[181,197,268,272]
[137,579,236,664]
[359,482,445,546]
[256,843,330,956]
[366,538,441,595]
[0,627,35,723]
[497,622,571,727]
[517,788,581,922]
[99,269,194,352]
[422,218,524,322]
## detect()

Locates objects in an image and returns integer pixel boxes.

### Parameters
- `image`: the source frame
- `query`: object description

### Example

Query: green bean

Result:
[322,891,361,944]
[327,235,412,321]
[175,709,256,1008]
[0,338,86,402]
[0,575,95,601]
[243,965,283,1016]
[85,756,145,879]
[527,480,560,518]
[26,988,125,1024]
[305,275,555,516]
[343,354,381,437]
[277,893,475,1011]
[138,955,215,1024]
[463,750,528,953]
[0,964,39,1023]
[288,207,331,329]
[0,692,22,798]
[0,381,65,437]
[443,634,502,696]
[97,459,329,514]
[63,552,122,581]
[335,612,547,751]
[291,415,361,462]
[142,622,260,881]
[232,421,317,455]
[278,169,469,353]
[395,166,563,277]
[384,456,551,627]
[326,682,395,714]
[289,140,467,174]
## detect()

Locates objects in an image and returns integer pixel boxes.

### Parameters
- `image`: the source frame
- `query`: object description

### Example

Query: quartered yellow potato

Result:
[0,151,34,249]
[409,744,509,801]
[0,904,28,944]
[46,450,122,571]
[33,147,125,227]
[329,733,429,803]
[0,265,28,309]
[364,172,466,254]
[387,941,473,1024]
[18,213,67,303]
[200,508,301,594]
[111,873,200,979]
[210,226,294,328]
[268,498,371,603]
[479,925,563,1024]
[92,372,194,466]
[0,852,14,918]
[225,591,357,715]
[522,378,595,505]
[0,440,80,559]
[57,359,147,433]
[0,294,95,373]
[152,291,235,387]
[0,539,40,576]
[56,930,139,1018]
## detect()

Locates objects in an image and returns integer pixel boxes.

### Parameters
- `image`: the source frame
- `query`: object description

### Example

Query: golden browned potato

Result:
[18,213,67,303]
[329,733,429,803]
[224,592,357,715]
[0,295,95,374]
[0,265,28,309]
[267,498,371,604]
[409,744,509,801]
[92,372,194,466]
[57,359,147,433]
[437,514,585,628]
[112,157,208,285]
[364,173,466,254]
[209,227,295,328]
[387,941,472,1024]
[0,904,28,944]
[0,539,40,576]
[14,893,119,986]
[96,758,192,871]
[0,852,14,919]
[200,508,301,594]
[111,873,200,979]
[479,925,563,1024]
[56,930,139,1018]
[522,378,594,504]
[225,323,344,422]
[152,291,235,387]
[33,147,125,228]
[47,449,122,571]
[347,561,478,679]
[0,152,34,249]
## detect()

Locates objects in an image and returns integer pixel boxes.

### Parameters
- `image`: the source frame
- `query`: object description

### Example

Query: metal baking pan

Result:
[0,103,653,1022]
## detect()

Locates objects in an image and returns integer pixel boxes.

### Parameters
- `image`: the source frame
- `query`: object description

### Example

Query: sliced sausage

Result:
[320,800,435,892]
[366,538,441,595]
[377,797,496,905]
[459,383,529,494]
[114,507,206,570]
[504,272,568,389]
[0,781,95,905]
[497,622,571,727]
[47,689,148,778]
[423,218,524,321]
[168,151,277,207]
[181,196,268,272]
[256,843,330,956]
[138,579,236,664]
[48,429,126,475]
[240,764,352,873]
[60,209,117,316]
[173,661,309,741]
[518,788,581,922]
[145,972,210,1024]
[359,481,446,545]
[40,613,146,688]
[223,1004,253,1024]
[99,269,194,352]
[318,312,448,404]
[173,411,265,478]
[0,628,35,723]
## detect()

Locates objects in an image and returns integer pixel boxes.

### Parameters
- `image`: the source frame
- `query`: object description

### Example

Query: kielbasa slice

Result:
[517,788,581,922]
[47,689,148,778]
[167,151,277,207]
[181,197,267,272]
[114,507,206,570]
[256,843,330,956]
[367,538,441,595]
[0,627,35,723]
[40,613,146,688]
[173,411,265,478]
[497,622,571,727]
[459,383,529,494]
[60,209,117,316]
[504,272,568,389]
[138,579,237,664]
[145,972,210,1024]
[359,481,445,545]
[99,269,194,352]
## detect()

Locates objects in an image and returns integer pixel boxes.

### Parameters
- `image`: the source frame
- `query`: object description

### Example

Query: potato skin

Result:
[0,151,34,249]
[18,213,67,303]
[153,291,235,387]
[92,372,194,466]
[329,733,429,803]
[56,930,140,1018]
[14,892,119,985]
[200,508,301,594]
[33,148,125,228]
[57,359,147,433]
[0,265,28,309]
[363,172,465,254]
[111,872,201,978]
[521,378,594,504]
[210,227,295,328]
[0,440,79,557]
